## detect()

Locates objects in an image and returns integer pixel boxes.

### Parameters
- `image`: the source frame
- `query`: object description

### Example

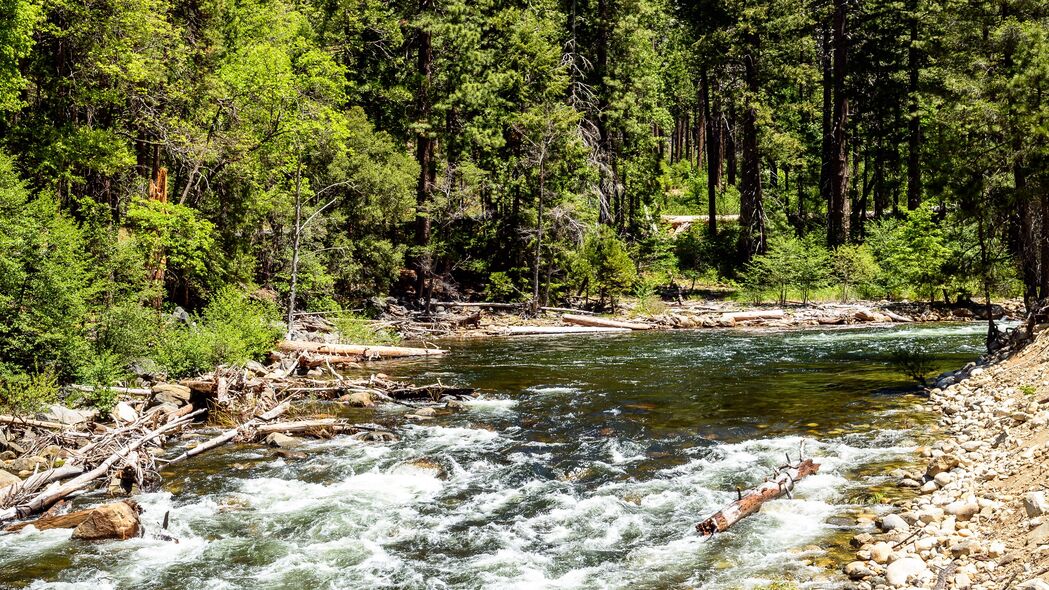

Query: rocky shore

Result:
[843,324,1049,589]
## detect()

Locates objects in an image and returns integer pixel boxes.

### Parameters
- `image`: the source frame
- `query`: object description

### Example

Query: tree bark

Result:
[696,458,820,536]
[736,33,765,262]
[702,68,720,237]
[826,0,850,247]
[906,0,922,210]
[413,0,436,303]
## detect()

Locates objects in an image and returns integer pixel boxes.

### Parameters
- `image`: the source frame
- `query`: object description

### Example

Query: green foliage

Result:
[0,367,59,415]
[867,207,952,302]
[73,350,124,412]
[333,313,399,346]
[833,244,880,302]
[577,226,638,310]
[154,288,281,378]
[742,235,830,304]
[1020,384,1037,397]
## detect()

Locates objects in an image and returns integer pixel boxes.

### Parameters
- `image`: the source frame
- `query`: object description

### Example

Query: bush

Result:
[832,243,880,302]
[888,345,935,386]
[154,287,282,378]
[0,367,59,415]
[73,350,125,412]
[742,234,830,304]
[576,226,637,310]
[333,312,399,345]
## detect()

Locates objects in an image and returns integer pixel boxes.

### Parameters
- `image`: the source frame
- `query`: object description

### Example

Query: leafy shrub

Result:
[742,235,830,304]
[0,367,59,415]
[888,345,935,386]
[73,350,125,412]
[154,287,282,378]
[333,313,399,345]
[832,243,880,302]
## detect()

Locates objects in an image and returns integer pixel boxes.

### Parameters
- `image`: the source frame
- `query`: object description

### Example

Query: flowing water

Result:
[0,323,991,590]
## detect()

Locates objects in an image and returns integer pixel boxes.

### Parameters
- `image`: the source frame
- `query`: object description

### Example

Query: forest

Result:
[0,0,1047,393]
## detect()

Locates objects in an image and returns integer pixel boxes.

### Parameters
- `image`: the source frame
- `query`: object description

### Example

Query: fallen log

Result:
[0,415,84,432]
[0,466,84,509]
[696,458,820,537]
[254,419,359,435]
[67,384,152,397]
[166,400,291,465]
[0,410,204,523]
[541,307,596,315]
[277,340,445,358]
[4,505,95,532]
[503,326,630,335]
[562,314,652,331]
[721,309,786,324]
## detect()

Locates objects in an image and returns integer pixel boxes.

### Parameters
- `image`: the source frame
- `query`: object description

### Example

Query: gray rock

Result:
[265,433,303,450]
[944,501,979,521]
[844,561,875,580]
[1017,580,1049,590]
[1026,491,1049,518]
[0,469,20,487]
[152,383,192,406]
[885,557,929,587]
[878,513,909,532]
[41,404,97,426]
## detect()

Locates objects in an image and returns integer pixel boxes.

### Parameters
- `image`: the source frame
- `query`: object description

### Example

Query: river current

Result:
[0,323,989,589]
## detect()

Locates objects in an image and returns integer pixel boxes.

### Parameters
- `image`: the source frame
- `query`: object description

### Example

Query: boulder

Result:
[110,401,138,424]
[1026,491,1049,518]
[41,404,97,426]
[265,433,303,449]
[844,561,875,580]
[944,501,979,521]
[925,455,960,478]
[885,557,930,587]
[878,513,909,532]
[1029,521,1049,546]
[870,541,893,564]
[338,391,375,408]
[152,383,192,406]
[71,500,141,541]
[0,469,20,487]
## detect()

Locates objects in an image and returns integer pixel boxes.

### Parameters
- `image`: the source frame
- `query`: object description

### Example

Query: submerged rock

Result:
[265,433,303,449]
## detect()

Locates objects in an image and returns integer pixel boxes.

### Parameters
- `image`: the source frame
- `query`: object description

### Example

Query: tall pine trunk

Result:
[826,0,850,247]
[414,0,436,304]
[906,0,922,210]
[702,69,719,237]
[737,33,765,262]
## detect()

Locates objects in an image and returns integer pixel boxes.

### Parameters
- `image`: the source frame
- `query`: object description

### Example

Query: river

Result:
[0,323,990,589]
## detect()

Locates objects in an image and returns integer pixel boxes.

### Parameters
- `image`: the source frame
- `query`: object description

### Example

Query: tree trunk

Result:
[414,0,436,303]
[906,0,922,210]
[696,458,820,536]
[737,34,765,262]
[826,0,850,247]
[702,68,720,237]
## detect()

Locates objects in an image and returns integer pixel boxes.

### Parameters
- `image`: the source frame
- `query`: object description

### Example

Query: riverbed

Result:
[0,323,990,589]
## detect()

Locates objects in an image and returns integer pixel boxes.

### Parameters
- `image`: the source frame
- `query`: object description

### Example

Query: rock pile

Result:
[843,329,1049,589]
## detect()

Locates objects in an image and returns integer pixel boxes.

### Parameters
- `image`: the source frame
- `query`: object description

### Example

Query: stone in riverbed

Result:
[265,433,303,449]
[1026,491,1049,518]
[878,514,909,532]
[1017,580,1049,590]
[844,561,875,580]
[885,557,930,587]
[925,455,960,478]
[945,501,979,521]
[0,469,20,487]
[71,500,141,540]
[337,391,375,407]
[1028,522,1049,546]
[870,542,892,564]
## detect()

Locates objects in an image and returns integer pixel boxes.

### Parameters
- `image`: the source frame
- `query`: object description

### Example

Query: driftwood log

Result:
[696,458,820,536]
[277,340,445,358]
[561,314,652,331]
[720,310,786,324]
[504,326,630,336]
[0,410,204,523]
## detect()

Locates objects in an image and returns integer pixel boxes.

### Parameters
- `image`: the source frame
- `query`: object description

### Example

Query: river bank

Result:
[842,320,1049,589]
[363,297,1023,341]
